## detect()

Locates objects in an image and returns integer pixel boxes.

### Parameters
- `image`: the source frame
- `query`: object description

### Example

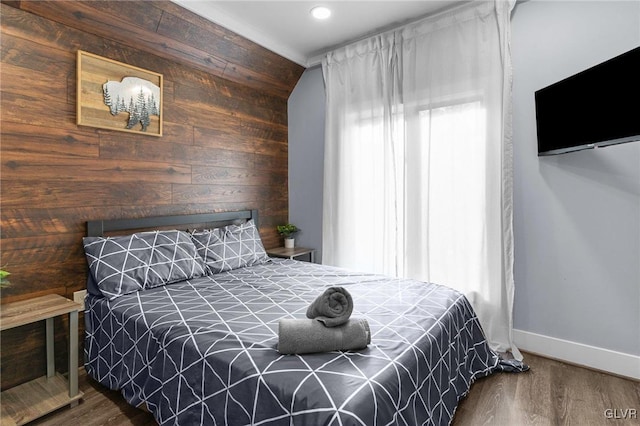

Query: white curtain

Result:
[322,0,520,358]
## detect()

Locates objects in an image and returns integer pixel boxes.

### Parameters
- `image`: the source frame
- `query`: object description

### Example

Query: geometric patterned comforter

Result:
[85,259,501,425]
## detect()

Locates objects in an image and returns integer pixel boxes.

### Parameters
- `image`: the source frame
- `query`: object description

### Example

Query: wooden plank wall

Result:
[0,0,305,390]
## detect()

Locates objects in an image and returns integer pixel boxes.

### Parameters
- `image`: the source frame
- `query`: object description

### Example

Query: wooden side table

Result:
[0,294,83,425]
[267,246,316,263]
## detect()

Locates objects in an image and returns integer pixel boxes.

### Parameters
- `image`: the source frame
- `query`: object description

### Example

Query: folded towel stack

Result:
[277,287,371,355]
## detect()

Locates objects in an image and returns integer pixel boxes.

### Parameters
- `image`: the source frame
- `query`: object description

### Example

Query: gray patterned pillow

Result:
[83,230,209,300]
[190,219,269,273]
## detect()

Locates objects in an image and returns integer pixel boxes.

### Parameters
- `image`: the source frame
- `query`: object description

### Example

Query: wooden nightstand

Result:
[0,294,83,425]
[267,246,316,263]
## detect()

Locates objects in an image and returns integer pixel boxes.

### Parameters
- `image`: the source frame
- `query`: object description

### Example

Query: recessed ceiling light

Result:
[310,6,331,20]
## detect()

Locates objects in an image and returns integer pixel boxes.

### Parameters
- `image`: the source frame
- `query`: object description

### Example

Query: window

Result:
[405,100,488,288]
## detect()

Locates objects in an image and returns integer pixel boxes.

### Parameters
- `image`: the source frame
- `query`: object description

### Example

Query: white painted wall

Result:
[511,0,639,359]
[287,66,325,262]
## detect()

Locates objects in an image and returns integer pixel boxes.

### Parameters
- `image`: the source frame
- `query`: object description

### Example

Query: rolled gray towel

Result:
[277,318,371,355]
[306,286,353,327]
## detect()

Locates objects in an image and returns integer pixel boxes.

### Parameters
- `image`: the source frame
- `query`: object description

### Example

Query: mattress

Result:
[84,258,502,425]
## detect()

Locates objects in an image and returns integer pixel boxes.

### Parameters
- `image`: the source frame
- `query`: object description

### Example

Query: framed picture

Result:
[77,50,163,137]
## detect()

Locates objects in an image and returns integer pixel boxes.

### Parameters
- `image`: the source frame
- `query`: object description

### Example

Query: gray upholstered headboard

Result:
[86,209,259,237]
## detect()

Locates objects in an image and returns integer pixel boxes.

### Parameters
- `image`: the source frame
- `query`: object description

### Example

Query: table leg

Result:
[46,317,54,378]
[68,310,79,397]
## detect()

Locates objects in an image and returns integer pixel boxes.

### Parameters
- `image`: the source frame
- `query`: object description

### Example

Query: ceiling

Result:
[172,1,469,67]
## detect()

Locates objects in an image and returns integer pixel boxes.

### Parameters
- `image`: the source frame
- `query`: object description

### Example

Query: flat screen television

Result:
[535,46,640,156]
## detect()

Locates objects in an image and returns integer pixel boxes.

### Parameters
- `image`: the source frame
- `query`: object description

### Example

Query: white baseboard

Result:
[513,329,640,380]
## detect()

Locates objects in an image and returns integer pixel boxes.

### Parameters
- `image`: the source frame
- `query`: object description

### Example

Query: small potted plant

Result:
[0,267,10,289]
[277,223,299,248]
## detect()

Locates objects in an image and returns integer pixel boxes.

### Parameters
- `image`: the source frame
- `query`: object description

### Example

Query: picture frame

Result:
[77,50,163,137]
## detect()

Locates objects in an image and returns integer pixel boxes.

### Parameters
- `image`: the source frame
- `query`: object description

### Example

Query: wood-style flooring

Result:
[29,352,639,426]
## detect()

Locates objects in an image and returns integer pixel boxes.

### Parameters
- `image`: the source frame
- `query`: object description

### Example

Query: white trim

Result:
[513,329,640,380]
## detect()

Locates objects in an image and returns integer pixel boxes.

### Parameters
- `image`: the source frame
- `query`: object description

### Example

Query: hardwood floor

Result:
[30,352,639,426]
[453,353,639,426]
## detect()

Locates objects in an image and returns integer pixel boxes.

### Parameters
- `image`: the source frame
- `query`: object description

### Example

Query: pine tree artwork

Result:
[102,76,160,132]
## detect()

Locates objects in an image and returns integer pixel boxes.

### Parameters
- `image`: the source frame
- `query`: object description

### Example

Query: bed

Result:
[82,209,515,426]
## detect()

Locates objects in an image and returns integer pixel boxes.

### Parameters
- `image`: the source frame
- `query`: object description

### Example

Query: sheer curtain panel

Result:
[322,0,520,358]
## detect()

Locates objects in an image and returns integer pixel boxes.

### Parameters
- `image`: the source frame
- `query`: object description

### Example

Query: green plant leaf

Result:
[0,269,10,288]
[276,223,299,236]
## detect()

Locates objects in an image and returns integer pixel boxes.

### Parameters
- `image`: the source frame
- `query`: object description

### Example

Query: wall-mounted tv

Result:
[535,46,640,156]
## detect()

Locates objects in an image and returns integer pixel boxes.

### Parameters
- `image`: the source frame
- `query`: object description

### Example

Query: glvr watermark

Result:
[604,408,637,420]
